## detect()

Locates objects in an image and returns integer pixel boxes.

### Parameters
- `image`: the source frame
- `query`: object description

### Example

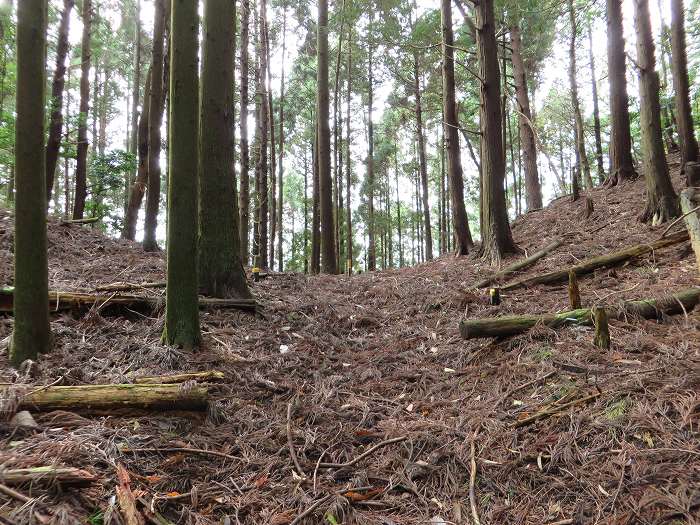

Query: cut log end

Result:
[592,307,610,349]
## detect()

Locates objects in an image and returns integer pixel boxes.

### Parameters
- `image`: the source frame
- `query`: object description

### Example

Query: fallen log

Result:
[474,239,563,288]
[93,281,167,292]
[460,287,700,339]
[0,466,97,486]
[3,383,208,412]
[0,288,258,315]
[58,216,99,225]
[501,230,689,292]
[680,188,700,273]
[133,371,225,384]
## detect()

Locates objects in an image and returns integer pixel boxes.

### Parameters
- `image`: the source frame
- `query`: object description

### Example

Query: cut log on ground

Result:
[0,288,258,315]
[58,216,100,225]
[474,239,563,288]
[133,371,225,384]
[0,466,97,486]
[501,231,689,292]
[93,281,166,292]
[2,383,208,412]
[680,188,700,273]
[460,287,700,339]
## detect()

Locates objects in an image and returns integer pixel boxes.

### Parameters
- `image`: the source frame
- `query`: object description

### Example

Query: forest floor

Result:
[0,156,698,525]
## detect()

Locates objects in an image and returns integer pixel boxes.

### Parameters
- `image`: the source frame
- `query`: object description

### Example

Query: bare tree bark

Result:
[606,0,637,185]
[238,0,251,264]
[45,0,73,203]
[72,0,92,220]
[670,0,699,167]
[588,25,605,184]
[441,0,473,255]
[510,24,542,210]
[474,0,517,262]
[413,51,433,260]
[634,0,679,223]
[143,0,167,251]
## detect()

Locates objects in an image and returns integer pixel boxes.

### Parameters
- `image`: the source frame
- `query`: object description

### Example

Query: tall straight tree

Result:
[366,11,376,271]
[128,0,141,192]
[633,0,679,223]
[123,70,151,240]
[441,0,472,255]
[239,0,251,264]
[276,5,287,272]
[45,0,73,203]
[255,0,269,270]
[345,29,352,274]
[670,0,698,168]
[317,0,337,273]
[475,0,517,261]
[11,0,51,365]
[199,0,250,299]
[568,0,592,191]
[606,0,636,185]
[413,51,433,260]
[163,0,200,348]
[588,25,605,183]
[510,23,542,211]
[72,0,92,219]
[143,0,166,251]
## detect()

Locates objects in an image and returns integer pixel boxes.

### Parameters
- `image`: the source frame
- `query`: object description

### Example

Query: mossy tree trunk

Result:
[11,0,51,366]
[474,0,517,262]
[441,0,473,256]
[605,0,637,186]
[72,0,91,220]
[143,0,167,251]
[633,0,679,224]
[163,0,201,349]
[317,0,337,274]
[198,0,250,300]
[44,0,73,204]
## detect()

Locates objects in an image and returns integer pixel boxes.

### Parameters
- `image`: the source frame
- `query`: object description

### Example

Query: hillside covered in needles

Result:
[1,0,700,523]
[0,159,698,524]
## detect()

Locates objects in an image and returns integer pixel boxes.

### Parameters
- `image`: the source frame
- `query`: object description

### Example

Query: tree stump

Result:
[592,307,610,349]
[685,161,700,187]
[680,187,700,274]
[568,270,581,309]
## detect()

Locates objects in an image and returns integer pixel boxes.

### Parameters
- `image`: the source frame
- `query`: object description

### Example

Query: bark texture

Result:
[10,0,51,366]
[670,0,699,167]
[198,0,250,299]
[634,0,679,224]
[142,0,166,251]
[475,0,516,262]
[510,24,542,211]
[238,0,251,264]
[72,0,92,219]
[45,0,73,203]
[441,0,473,255]
[606,0,637,185]
[163,0,201,348]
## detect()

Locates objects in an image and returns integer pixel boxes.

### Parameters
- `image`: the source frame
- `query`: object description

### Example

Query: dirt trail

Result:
[0,159,698,524]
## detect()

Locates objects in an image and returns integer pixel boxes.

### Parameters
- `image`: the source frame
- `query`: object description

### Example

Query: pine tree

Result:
[633,0,679,223]
[72,0,92,219]
[239,0,251,264]
[474,0,517,262]
[606,0,637,185]
[10,0,51,366]
[143,0,167,251]
[317,0,337,274]
[45,0,73,203]
[163,0,201,348]
[198,0,251,299]
[441,0,472,255]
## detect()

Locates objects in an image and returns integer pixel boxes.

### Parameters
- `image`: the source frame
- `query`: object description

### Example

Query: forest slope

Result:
[0,157,698,524]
